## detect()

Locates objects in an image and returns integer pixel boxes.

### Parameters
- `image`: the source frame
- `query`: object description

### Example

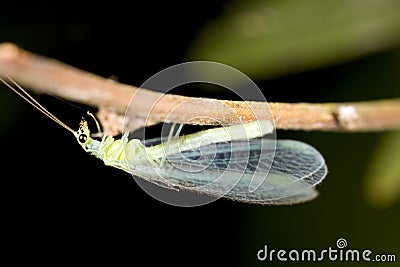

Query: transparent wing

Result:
[127,138,327,205]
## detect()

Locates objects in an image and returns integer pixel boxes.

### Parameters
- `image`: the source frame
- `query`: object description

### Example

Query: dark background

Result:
[1,1,399,265]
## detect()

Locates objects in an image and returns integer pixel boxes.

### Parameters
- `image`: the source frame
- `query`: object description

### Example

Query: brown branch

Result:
[1,42,400,135]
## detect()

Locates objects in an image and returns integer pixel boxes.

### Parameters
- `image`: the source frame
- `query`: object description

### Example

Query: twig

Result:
[1,42,399,135]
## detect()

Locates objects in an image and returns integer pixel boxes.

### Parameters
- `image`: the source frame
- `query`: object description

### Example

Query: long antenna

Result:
[0,74,75,133]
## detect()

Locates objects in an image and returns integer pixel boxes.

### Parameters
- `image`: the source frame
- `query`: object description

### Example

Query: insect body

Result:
[1,75,327,205]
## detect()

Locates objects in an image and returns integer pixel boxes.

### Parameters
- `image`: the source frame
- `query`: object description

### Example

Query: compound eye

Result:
[78,134,87,144]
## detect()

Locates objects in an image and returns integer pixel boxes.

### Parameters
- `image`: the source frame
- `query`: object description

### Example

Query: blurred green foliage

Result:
[187,0,400,80]
[365,130,400,208]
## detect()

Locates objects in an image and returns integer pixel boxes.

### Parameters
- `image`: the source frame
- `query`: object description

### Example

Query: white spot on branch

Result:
[338,105,359,129]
